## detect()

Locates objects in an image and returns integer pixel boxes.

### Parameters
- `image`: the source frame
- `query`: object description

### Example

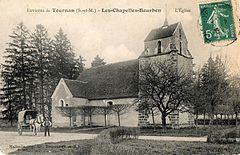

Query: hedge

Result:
[207,127,240,144]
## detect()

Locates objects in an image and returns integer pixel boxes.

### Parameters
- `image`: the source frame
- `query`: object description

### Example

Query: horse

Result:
[29,114,44,135]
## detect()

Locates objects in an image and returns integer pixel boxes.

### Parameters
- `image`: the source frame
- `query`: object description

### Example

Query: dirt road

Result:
[0,131,97,154]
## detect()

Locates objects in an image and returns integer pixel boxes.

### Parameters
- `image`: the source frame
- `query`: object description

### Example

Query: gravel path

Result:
[0,131,97,154]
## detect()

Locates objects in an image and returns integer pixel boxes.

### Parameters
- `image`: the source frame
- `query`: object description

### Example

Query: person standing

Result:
[43,117,52,136]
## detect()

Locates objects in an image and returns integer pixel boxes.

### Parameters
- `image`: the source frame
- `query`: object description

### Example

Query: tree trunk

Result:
[48,105,52,121]
[89,113,92,128]
[236,112,238,126]
[203,111,206,128]
[104,110,107,126]
[40,49,45,118]
[209,113,214,126]
[117,111,120,126]
[227,114,230,126]
[220,113,223,126]
[10,119,13,127]
[83,113,85,126]
[215,114,218,126]
[9,103,13,127]
[161,115,167,133]
[195,111,199,134]
[151,109,156,132]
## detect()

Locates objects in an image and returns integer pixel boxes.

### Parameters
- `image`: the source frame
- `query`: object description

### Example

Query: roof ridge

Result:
[149,22,180,32]
[85,59,139,70]
[62,78,88,83]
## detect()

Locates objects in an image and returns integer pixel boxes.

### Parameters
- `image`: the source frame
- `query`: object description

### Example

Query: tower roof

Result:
[163,17,168,26]
[144,22,179,42]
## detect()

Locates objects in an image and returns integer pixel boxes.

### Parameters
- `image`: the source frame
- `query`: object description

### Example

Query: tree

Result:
[52,28,81,80]
[111,104,130,126]
[190,70,208,128]
[31,24,53,118]
[55,106,77,128]
[228,75,240,126]
[91,55,106,67]
[139,60,192,131]
[1,24,85,124]
[95,106,113,126]
[1,22,36,124]
[199,56,229,126]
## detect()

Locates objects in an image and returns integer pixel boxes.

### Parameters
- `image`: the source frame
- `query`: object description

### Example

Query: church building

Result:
[51,20,194,128]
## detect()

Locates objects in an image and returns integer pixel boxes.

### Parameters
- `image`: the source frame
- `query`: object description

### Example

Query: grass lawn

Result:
[140,125,239,137]
[10,139,240,155]
[122,139,240,155]
[140,127,208,137]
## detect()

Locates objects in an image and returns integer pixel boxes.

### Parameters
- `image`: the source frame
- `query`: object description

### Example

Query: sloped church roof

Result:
[63,59,139,100]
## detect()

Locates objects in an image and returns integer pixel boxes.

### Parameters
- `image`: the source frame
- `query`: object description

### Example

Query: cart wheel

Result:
[17,123,22,135]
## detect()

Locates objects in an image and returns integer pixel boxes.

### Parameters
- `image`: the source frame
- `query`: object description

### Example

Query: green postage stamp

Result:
[199,0,236,44]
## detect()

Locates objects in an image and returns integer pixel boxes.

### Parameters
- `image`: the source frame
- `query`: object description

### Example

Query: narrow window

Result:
[179,29,182,40]
[157,41,161,54]
[61,100,64,107]
[145,48,149,55]
[60,99,65,108]
[180,42,182,54]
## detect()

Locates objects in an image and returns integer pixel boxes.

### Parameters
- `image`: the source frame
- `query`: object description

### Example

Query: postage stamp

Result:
[199,0,237,44]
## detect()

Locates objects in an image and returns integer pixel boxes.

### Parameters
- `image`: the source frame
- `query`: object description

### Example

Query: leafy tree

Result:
[95,106,113,126]
[138,60,192,131]
[111,104,130,126]
[199,56,229,125]
[91,55,106,67]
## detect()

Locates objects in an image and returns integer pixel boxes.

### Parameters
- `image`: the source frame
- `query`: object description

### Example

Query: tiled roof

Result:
[144,23,179,42]
[63,79,88,98]
[64,59,139,100]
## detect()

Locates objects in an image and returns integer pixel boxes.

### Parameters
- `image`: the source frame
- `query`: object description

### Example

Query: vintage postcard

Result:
[0,0,239,154]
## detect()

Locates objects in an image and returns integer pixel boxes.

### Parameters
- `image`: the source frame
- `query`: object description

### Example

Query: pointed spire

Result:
[163,4,168,26]
[163,18,168,26]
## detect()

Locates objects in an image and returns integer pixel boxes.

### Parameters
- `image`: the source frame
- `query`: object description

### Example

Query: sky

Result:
[0,0,239,73]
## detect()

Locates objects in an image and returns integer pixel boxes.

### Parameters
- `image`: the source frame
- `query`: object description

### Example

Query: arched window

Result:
[59,99,65,107]
[158,41,161,54]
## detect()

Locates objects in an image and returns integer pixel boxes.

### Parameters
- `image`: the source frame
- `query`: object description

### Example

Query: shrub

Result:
[109,127,139,143]
[91,127,140,155]
[207,127,240,144]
